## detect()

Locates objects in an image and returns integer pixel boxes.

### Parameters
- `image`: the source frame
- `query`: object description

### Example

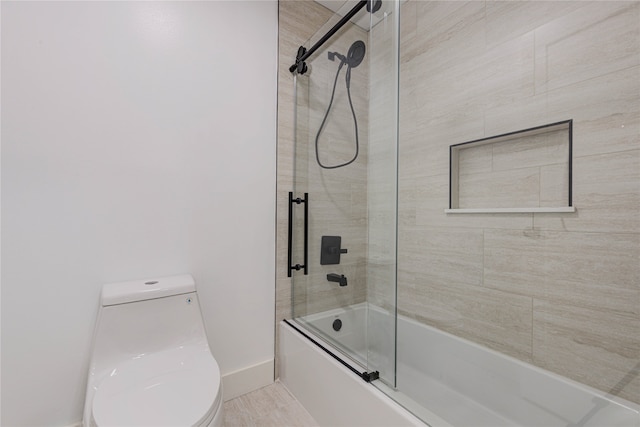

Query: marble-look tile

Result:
[399,0,417,47]
[402,98,486,184]
[484,228,640,317]
[533,300,640,404]
[366,260,396,310]
[454,125,570,208]
[484,67,640,216]
[413,60,485,122]
[399,225,484,287]
[407,1,485,67]
[291,275,310,319]
[458,143,493,176]
[487,56,639,161]
[398,127,452,180]
[484,92,551,140]
[477,32,536,112]
[546,66,640,159]
[279,1,331,47]
[412,30,533,123]
[304,274,367,315]
[539,163,569,207]
[369,224,397,263]
[534,150,640,233]
[223,382,318,427]
[397,175,417,226]
[397,278,533,361]
[491,127,568,172]
[485,1,581,49]
[414,172,535,229]
[458,166,541,208]
[398,58,418,114]
[534,2,640,93]
[573,150,640,205]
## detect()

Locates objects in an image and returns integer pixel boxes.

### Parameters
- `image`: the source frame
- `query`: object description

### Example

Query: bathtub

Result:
[280,303,640,427]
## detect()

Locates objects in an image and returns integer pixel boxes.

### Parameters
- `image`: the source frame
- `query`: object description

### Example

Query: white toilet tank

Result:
[83,274,223,427]
[91,274,209,369]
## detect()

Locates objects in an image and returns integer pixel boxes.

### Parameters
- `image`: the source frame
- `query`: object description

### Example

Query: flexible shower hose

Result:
[315,60,360,169]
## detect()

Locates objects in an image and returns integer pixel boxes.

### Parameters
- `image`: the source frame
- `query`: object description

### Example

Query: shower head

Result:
[346,40,366,68]
[328,40,366,69]
[367,0,382,13]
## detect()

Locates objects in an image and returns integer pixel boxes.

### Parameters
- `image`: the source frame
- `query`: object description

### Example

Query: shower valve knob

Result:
[321,236,347,265]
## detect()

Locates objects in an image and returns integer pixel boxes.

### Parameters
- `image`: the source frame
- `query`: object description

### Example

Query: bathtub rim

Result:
[279,320,441,427]
[291,302,640,425]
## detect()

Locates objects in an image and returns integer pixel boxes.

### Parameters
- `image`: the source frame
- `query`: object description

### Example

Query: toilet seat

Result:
[91,346,221,427]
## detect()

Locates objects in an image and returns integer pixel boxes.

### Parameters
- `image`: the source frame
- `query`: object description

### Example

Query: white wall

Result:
[0,2,3,421]
[1,1,277,425]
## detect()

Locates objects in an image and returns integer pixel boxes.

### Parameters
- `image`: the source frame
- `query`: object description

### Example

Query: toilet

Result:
[83,274,223,427]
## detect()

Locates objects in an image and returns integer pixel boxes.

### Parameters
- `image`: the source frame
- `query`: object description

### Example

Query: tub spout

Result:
[327,273,347,286]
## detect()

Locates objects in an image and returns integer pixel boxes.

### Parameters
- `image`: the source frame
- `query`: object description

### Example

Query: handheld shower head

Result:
[328,40,366,68]
[316,40,366,169]
[346,40,366,68]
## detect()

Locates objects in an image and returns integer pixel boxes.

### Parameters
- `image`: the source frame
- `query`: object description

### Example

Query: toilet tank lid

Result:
[101,274,196,306]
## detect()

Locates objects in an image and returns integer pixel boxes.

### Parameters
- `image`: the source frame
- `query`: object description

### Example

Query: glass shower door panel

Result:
[365,0,400,388]
[292,13,372,368]
[290,0,399,388]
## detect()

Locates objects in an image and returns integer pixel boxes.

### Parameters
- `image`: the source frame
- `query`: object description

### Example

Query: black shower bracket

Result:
[289,0,382,75]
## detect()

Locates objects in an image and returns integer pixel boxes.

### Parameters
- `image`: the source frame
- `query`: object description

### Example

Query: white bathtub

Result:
[279,319,429,427]
[282,303,640,427]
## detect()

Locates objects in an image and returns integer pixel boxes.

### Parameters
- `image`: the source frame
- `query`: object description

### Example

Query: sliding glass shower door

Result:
[288,0,400,387]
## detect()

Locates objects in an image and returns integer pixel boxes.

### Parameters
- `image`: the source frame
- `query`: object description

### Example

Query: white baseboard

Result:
[222,358,274,401]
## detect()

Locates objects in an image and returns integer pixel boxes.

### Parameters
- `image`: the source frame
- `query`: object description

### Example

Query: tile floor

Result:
[223,381,318,427]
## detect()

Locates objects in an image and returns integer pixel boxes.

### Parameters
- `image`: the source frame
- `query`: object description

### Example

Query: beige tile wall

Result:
[277,0,640,406]
[398,0,640,404]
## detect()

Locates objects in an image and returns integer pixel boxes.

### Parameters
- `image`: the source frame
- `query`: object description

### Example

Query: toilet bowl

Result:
[83,274,223,427]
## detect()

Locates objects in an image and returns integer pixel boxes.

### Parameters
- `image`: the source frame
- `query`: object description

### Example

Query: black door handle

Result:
[287,192,308,277]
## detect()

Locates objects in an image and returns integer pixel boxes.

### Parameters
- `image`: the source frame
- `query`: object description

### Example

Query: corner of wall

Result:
[222,359,275,401]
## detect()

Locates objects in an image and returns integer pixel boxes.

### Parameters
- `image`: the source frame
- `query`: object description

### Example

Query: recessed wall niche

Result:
[447,120,575,214]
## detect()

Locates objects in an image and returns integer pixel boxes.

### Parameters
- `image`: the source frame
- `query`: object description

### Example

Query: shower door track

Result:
[283,319,380,383]
[289,0,379,75]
